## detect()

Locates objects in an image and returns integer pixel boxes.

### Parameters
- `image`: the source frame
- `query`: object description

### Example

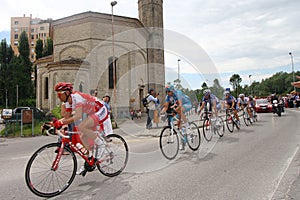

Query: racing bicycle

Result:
[225,108,241,133]
[159,113,201,160]
[25,124,128,198]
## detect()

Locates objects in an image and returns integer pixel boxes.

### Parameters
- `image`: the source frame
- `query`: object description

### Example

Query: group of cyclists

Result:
[50,81,258,174]
[160,84,257,129]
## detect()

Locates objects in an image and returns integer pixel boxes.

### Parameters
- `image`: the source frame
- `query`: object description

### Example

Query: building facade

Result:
[36,0,165,119]
[10,14,52,62]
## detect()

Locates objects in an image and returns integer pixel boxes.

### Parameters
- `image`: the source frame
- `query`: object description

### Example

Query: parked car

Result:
[255,99,272,113]
[4,107,45,122]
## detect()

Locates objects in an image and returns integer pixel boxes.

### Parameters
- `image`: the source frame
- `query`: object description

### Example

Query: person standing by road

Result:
[146,89,159,129]
[102,94,113,135]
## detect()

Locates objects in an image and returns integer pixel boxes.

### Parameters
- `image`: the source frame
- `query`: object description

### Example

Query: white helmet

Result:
[224,90,230,96]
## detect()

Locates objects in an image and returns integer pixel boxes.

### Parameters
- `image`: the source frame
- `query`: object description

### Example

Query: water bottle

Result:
[76,143,88,155]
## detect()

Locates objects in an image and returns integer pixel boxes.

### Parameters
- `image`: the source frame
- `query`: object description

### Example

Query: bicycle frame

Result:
[52,129,110,171]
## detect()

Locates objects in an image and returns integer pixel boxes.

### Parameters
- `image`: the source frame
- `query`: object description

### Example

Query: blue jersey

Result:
[202,94,219,105]
[223,95,237,108]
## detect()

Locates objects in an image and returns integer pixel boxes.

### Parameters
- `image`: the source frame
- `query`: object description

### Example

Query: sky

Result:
[1,0,299,90]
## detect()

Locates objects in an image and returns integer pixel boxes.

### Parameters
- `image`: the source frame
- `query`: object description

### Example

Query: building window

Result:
[40,26,44,31]
[14,21,19,25]
[108,57,117,89]
[79,83,83,92]
[31,48,35,53]
[31,42,34,46]
[31,28,34,33]
[44,77,48,99]
[14,41,18,46]
[31,35,34,40]
[14,28,19,32]
[31,54,34,59]
[14,34,18,39]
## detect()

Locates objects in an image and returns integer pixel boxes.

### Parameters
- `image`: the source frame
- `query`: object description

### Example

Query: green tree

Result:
[43,37,53,57]
[35,39,43,60]
[18,31,33,101]
[229,74,242,97]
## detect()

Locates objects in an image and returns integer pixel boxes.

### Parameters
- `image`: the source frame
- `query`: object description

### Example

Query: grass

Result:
[0,121,45,137]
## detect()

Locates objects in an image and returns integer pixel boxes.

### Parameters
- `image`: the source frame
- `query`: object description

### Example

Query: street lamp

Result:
[111,1,117,122]
[289,52,296,91]
[249,74,252,95]
[177,59,181,81]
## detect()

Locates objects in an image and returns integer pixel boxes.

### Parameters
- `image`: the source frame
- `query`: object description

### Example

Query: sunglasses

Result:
[57,91,65,97]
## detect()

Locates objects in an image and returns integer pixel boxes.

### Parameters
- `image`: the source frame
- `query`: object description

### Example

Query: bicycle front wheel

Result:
[25,143,77,198]
[186,122,201,151]
[226,113,234,133]
[159,126,179,160]
[215,116,225,137]
[203,118,213,141]
[97,134,129,177]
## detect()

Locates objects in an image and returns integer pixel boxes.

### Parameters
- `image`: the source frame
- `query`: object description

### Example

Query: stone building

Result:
[36,0,165,118]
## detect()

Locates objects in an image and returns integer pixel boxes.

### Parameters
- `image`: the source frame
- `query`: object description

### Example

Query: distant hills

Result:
[0,31,10,44]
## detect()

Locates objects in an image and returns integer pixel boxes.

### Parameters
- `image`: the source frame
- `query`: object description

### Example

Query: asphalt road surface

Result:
[0,109,299,200]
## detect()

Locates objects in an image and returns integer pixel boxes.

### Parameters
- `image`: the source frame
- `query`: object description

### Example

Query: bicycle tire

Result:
[159,126,179,160]
[186,122,201,151]
[25,143,77,198]
[226,113,234,133]
[243,111,251,126]
[97,134,129,177]
[203,118,213,141]
[215,116,225,137]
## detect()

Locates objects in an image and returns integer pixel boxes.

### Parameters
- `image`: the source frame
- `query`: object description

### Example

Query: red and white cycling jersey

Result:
[65,91,108,126]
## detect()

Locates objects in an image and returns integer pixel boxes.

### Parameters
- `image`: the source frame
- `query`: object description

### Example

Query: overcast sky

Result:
[1,0,299,89]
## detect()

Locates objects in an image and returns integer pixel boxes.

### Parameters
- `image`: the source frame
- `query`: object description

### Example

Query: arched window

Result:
[44,77,48,99]
[108,57,117,89]
[79,83,83,92]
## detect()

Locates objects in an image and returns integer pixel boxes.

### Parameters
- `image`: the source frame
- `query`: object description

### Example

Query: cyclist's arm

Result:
[231,99,235,109]
[198,101,205,112]
[61,107,82,125]
[160,101,169,114]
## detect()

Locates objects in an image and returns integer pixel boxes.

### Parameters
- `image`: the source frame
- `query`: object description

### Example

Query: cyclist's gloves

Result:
[53,119,64,129]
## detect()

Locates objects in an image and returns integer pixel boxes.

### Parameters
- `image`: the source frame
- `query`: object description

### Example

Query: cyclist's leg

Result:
[247,105,253,118]
[182,103,192,125]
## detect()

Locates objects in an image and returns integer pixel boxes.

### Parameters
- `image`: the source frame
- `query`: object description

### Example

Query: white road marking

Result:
[268,146,299,200]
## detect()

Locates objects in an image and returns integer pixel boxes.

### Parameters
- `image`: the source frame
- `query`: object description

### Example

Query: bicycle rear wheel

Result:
[159,126,179,160]
[186,122,201,151]
[226,113,234,133]
[97,134,129,177]
[25,143,77,198]
[215,116,225,137]
[243,111,251,126]
[203,118,213,141]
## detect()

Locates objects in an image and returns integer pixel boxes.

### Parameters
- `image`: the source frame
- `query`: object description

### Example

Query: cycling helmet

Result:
[248,95,253,99]
[165,84,175,92]
[239,94,245,98]
[203,89,211,96]
[224,90,230,96]
[54,82,73,91]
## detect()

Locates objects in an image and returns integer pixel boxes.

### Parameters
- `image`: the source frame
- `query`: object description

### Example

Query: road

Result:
[0,109,299,200]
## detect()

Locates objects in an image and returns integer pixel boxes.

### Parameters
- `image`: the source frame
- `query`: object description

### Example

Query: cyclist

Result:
[160,84,192,129]
[238,94,253,122]
[52,82,110,174]
[223,90,240,125]
[198,89,220,117]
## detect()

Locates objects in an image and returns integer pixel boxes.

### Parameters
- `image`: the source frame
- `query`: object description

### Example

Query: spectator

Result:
[102,93,113,135]
[146,89,159,129]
